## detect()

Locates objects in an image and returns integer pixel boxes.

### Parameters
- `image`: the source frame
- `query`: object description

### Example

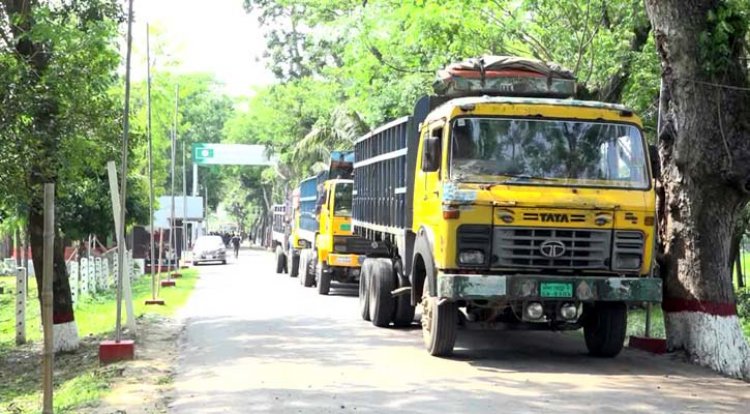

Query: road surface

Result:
[171,248,750,413]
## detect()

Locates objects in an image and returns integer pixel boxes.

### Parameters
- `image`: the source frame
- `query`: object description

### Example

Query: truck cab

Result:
[271,204,289,273]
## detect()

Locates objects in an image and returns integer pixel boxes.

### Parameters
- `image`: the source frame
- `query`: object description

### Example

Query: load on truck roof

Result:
[433,55,577,98]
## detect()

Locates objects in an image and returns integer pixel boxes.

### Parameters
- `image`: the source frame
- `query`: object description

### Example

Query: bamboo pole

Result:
[41,183,55,414]
[146,23,156,300]
[157,230,165,296]
[115,0,135,342]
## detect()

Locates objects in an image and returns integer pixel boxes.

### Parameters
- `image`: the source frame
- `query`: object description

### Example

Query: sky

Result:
[130,0,276,96]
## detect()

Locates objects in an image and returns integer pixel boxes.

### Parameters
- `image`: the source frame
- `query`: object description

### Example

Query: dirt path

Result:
[81,314,183,414]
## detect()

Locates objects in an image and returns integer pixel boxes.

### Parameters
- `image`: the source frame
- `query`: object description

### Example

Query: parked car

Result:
[192,235,227,265]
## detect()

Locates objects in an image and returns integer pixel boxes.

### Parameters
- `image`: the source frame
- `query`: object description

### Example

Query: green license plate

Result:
[540,282,573,298]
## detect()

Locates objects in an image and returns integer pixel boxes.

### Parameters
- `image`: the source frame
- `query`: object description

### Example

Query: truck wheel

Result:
[302,250,316,287]
[369,259,395,328]
[298,250,309,286]
[359,260,372,321]
[289,252,300,278]
[317,264,331,295]
[584,302,627,357]
[421,278,458,356]
[392,262,415,327]
[275,246,286,274]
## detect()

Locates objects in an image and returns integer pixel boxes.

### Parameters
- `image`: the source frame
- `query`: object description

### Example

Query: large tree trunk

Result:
[29,201,79,352]
[8,0,80,352]
[646,0,750,379]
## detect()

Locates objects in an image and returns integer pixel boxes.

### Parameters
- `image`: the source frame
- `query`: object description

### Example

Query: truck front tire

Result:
[301,250,316,287]
[421,279,458,356]
[359,260,371,321]
[583,302,627,358]
[369,259,395,327]
[275,246,286,274]
[317,263,331,295]
[289,252,300,278]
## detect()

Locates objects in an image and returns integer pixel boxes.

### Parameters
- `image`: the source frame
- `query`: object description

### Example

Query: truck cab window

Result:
[422,127,443,172]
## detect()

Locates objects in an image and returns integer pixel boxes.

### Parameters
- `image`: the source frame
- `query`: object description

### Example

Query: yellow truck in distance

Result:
[353,56,662,357]
[295,152,377,294]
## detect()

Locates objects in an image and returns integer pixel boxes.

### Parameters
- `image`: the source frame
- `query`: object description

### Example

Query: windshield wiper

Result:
[501,174,555,183]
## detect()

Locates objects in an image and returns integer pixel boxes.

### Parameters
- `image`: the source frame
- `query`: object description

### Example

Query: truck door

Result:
[414,123,444,235]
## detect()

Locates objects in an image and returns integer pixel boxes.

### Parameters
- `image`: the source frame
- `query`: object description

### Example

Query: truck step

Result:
[391,287,412,297]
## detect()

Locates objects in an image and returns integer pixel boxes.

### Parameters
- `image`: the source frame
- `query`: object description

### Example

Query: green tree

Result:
[0,0,127,351]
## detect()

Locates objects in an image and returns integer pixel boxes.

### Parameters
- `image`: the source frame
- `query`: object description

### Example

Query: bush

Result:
[738,287,750,319]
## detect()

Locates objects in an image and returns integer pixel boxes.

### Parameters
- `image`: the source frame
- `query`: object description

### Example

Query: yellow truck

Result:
[353,56,662,357]
[296,152,377,294]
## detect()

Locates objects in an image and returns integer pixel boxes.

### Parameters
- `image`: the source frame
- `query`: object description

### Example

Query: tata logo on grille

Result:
[541,213,569,222]
[539,240,566,258]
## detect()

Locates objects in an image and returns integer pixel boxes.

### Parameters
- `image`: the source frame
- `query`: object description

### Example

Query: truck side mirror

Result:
[422,130,442,172]
[648,144,661,179]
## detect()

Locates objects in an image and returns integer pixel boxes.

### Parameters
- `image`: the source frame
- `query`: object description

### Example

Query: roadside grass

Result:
[0,268,198,413]
[627,306,750,340]
[627,306,666,339]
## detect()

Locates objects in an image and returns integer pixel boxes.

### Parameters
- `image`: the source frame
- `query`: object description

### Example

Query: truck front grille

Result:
[493,227,610,270]
[334,236,386,255]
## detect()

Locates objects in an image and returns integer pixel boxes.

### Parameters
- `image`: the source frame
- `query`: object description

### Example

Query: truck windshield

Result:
[333,182,353,216]
[450,117,650,189]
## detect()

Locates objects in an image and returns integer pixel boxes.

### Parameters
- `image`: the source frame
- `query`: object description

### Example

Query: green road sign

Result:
[192,143,275,166]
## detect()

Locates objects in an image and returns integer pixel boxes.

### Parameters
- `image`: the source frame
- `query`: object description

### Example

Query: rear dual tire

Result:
[361,258,415,328]
[368,259,395,327]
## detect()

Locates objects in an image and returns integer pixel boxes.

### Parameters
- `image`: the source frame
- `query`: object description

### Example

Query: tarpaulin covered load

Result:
[433,55,577,98]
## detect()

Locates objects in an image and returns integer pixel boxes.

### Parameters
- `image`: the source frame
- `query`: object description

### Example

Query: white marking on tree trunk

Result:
[53,321,79,353]
[665,311,750,379]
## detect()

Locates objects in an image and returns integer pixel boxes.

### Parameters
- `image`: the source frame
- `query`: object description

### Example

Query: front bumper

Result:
[328,253,364,268]
[437,273,662,303]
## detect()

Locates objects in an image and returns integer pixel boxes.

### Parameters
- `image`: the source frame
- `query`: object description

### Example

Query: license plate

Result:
[207,255,213,260]
[540,282,573,298]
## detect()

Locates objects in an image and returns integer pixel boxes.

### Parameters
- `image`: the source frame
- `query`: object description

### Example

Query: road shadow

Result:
[173,250,750,413]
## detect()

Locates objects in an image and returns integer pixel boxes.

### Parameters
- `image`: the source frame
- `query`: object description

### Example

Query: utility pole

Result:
[170,85,179,270]
[182,134,187,253]
[146,23,157,301]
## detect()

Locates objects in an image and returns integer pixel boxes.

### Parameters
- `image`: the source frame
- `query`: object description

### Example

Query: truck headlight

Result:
[459,249,485,265]
[614,254,641,270]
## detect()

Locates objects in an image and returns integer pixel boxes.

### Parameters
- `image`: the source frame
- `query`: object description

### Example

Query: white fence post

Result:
[15,267,26,345]
[102,256,111,289]
[94,257,103,291]
[112,251,119,288]
[68,261,79,307]
[80,258,90,298]
[88,256,97,294]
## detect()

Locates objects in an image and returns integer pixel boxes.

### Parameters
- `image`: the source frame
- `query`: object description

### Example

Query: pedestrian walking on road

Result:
[231,234,241,258]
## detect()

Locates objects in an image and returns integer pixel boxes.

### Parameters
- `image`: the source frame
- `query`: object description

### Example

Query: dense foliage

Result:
[231,0,661,209]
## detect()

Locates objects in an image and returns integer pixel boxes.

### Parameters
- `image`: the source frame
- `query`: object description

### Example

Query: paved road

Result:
[171,248,750,413]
